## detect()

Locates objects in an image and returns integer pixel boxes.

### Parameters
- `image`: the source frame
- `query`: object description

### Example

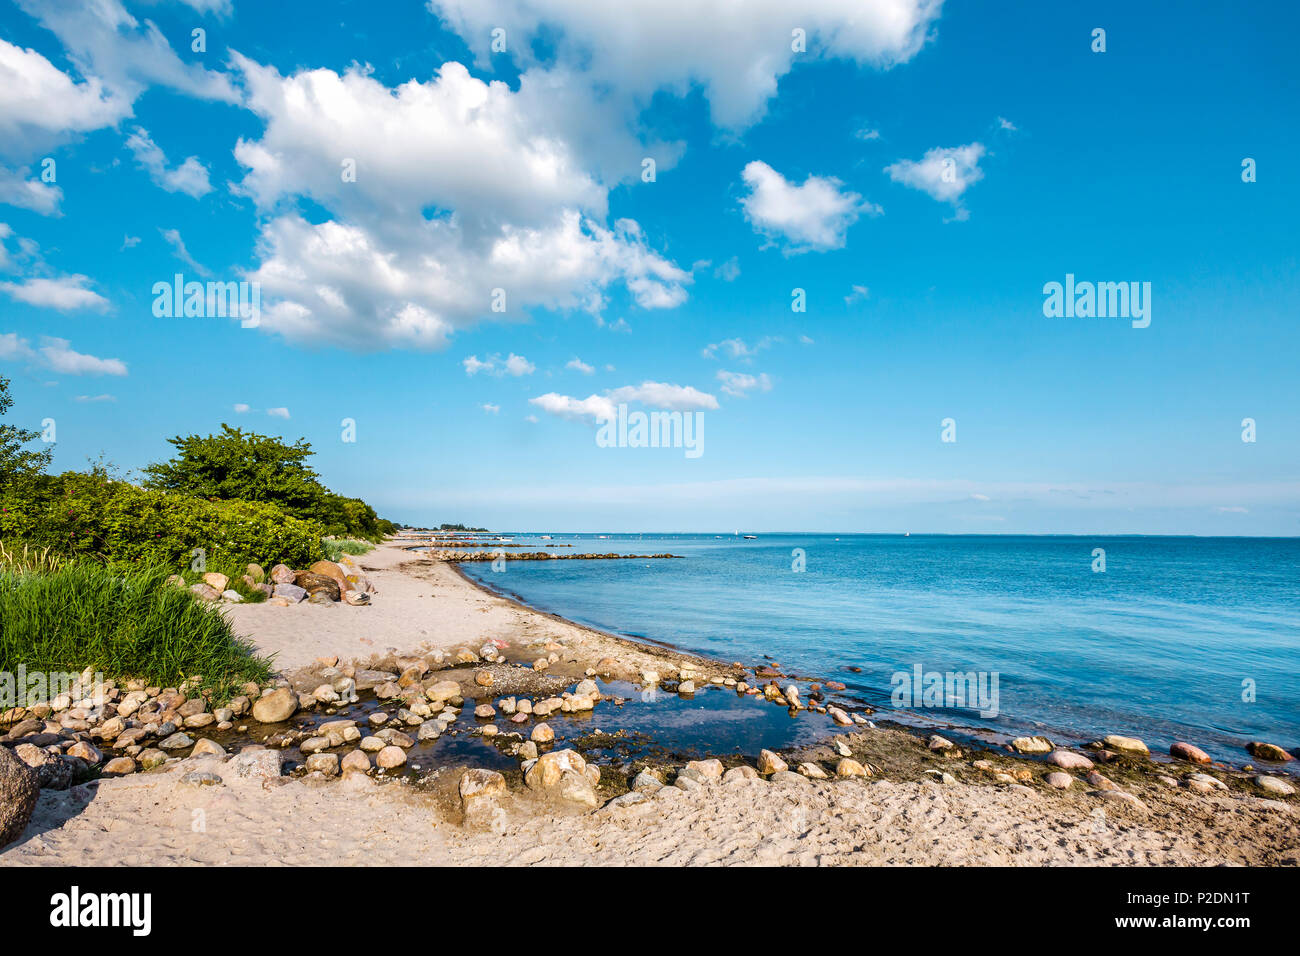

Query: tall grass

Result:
[0,563,271,701]
[321,538,376,562]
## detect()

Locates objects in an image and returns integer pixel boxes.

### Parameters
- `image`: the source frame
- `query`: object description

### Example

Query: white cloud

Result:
[121,234,141,250]
[855,126,882,141]
[0,333,126,375]
[0,275,109,311]
[884,142,985,220]
[233,403,250,413]
[428,0,943,130]
[716,370,772,397]
[702,336,779,361]
[74,393,115,402]
[463,352,535,376]
[125,127,212,198]
[0,167,62,215]
[230,56,690,351]
[740,161,878,253]
[481,403,500,414]
[799,334,815,345]
[13,0,238,106]
[566,357,594,374]
[0,38,130,160]
[844,284,870,305]
[160,227,210,276]
[530,381,718,422]
[997,116,1016,131]
[267,407,290,419]
[713,256,740,282]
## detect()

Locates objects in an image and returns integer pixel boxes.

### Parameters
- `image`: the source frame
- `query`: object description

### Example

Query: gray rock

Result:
[228,747,285,779]
[272,583,307,603]
[0,745,39,848]
[158,732,194,751]
[179,771,223,787]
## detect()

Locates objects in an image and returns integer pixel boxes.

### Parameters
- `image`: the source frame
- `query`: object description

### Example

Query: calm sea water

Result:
[460,534,1300,763]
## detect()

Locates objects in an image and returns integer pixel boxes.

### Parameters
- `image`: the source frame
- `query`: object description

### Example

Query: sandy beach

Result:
[3,544,1297,867]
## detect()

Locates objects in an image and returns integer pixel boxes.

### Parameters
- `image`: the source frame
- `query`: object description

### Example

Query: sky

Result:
[1,0,1297,534]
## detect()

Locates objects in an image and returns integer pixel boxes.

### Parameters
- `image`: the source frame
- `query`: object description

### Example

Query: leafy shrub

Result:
[0,563,271,700]
[321,538,376,562]
[0,472,324,572]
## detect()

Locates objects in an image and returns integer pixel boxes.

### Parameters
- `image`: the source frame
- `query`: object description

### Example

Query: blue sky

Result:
[1,0,1297,533]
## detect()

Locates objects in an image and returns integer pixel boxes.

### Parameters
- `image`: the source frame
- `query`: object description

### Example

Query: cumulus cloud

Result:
[428,0,943,130]
[266,407,290,419]
[125,127,212,198]
[13,0,238,106]
[740,161,878,253]
[566,357,595,374]
[0,332,126,375]
[233,403,250,413]
[530,381,718,422]
[0,275,109,311]
[716,370,772,397]
[481,403,500,414]
[230,57,691,350]
[884,142,985,220]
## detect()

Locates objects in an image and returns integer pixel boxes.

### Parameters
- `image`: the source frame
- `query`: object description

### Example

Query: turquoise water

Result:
[461,534,1300,764]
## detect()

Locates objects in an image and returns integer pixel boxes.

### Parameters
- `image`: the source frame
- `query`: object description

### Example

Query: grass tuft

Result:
[0,562,271,703]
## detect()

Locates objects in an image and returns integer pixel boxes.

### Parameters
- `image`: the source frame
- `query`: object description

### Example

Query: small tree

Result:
[0,375,53,484]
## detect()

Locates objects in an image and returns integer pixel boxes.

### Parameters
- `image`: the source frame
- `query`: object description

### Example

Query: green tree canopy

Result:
[0,375,53,485]
[142,424,393,539]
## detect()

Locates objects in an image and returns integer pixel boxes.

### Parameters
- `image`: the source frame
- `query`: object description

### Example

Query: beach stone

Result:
[474,670,494,688]
[1010,736,1053,754]
[558,771,599,808]
[293,571,341,601]
[1045,771,1074,789]
[675,773,702,792]
[922,769,958,785]
[928,735,955,751]
[417,721,442,741]
[305,753,340,776]
[1102,734,1149,755]
[360,736,385,753]
[1085,771,1120,792]
[575,679,599,698]
[1246,741,1293,762]
[677,680,695,695]
[179,771,223,787]
[827,706,853,726]
[525,749,586,790]
[1186,773,1228,794]
[1170,741,1211,764]
[425,680,461,703]
[797,762,828,780]
[66,741,102,764]
[459,768,507,816]
[530,722,555,744]
[190,738,225,758]
[1095,790,1147,812]
[723,765,759,784]
[375,746,406,769]
[835,758,868,778]
[228,747,285,779]
[374,729,414,748]
[684,759,723,782]
[0,745,39,848]
[272,583,307,603]
[607,791,649,809]
[270,563,295,585]
[1252,775,1295,796]
[474,704,495,719]
[183,713,216,729]
[770,770,810,787]
[101,757,136,776]
[1047,750,1094,770]
[299,736,330,754]
[757,749,788,775]
[631,770,664,792]
[341,750,370,776]
[251,688,297,723]
[158,732,193,751]
[138,749,168,771]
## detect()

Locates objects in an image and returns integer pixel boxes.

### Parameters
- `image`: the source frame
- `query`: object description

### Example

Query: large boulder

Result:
[309,560,350,592]
[273,583,307,603]
[269,564,296,585]
[293,571,341,602]
[0,745,39,848]
[251,687,297,724]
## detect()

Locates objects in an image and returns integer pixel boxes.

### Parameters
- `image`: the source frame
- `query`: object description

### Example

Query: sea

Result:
[458,533,1300,764]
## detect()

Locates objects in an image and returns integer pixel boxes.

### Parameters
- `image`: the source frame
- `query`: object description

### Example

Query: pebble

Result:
[1170,741,1211,764]
[1252,775,1295,796]
[530,722,554,743]
[190,738,225,757]
[833,739,853,757]
[1186,773,1228,794]
[102,757,136,776]
[1101,734,1149,756]
[158,732,193,751]
[756,749,787,775]
[928,735,955,751]
[305,753,340,776]
[835,758,868,778]
[375,746,407,769]
[722,765,758,784]
[341,750,371,775]
[797,762,828,779]
[1047,750,1094,770]
[1009,736,1053,754]
[1045,771,1073,789]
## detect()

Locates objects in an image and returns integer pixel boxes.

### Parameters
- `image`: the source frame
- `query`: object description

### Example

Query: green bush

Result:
[0,472,324,572]
[321,538,376,562]
[0,563,271,700]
